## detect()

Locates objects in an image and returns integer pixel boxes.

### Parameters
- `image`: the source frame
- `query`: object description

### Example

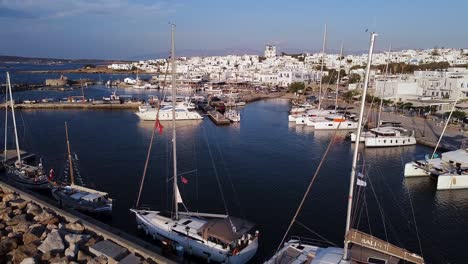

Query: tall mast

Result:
[317,24,327,110]
[377,45,392,127]
[4,78,8,162]
[335,42,343,111]
[170,23,179,220]
[6,73,21,165]
[343,32,378,260]
[65,122,75,185]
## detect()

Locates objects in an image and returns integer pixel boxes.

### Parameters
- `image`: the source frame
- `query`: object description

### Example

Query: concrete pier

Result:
[2,102,141,110]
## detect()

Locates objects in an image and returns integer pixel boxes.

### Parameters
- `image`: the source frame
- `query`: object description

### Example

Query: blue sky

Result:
[0,0,466,59]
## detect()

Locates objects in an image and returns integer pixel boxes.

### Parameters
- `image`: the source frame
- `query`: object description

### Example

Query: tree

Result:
[450,110,466,121]
[348,73,361,84]
[84,64,96,69]
[288,82,305,93]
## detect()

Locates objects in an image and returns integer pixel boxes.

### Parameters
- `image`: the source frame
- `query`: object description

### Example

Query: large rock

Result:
[0,207,12,222]
[48,256,69,264]
[3,193,19,203]
[20,257,37,264]
[88,256,108,264]
[13,222,31,233]
[9,198,28,210]
[65,234,90,245]
[23,225,45,245]
[26,203,42,216]
[77,250,92,263]
[11,244,38,264]
[33,211,55,224]
[38,229,65,254]
[6,214,27,226]
[65,243,79,259]
[0,237,19,256]
[65,221,85,234]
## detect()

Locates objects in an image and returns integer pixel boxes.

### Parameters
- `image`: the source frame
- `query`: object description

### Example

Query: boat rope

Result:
[214,135,245,218]
[276,122,341,251]
[365,162,389,243]
[135,56,170,208]
[295,220,337,247]
[399,150,424,258]
[201,125,230,216]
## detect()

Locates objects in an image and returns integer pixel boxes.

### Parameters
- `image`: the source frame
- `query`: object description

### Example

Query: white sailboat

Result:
[266,33,424,264]
[3,72,49,190]
[131,25,259,263]
[51,122,113,214]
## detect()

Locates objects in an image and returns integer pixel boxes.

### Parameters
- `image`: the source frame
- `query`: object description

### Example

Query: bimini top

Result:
[201,217,255,244]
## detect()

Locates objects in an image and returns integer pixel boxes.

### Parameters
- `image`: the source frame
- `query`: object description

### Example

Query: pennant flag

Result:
[181,176,188,184]
[357,178,367,187]
[175,186,183,204]
[155,119,164,135]
[48,169,55,180]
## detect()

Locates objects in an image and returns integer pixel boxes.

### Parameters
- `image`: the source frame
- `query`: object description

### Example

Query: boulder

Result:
[38,230,65,254]
[48,256,69,264]
[3,193,19,203]
[65,243,78,259]
[65,234,90,245]
[65,221,85,234]
[12,208,24,216]
[26,203,42,216]
[0,237,19,256]
[85,237,99,248]
[6,214,27,226]
[33,211,55,224]
[77,250,92,263]
[20,257,37,264]
[11,244,38,264]
[47,223,58,230]
[23,225,45,245]
[9,199,28,210]
[7,232,22,239]
[13,222,31,233]
[0,208,12,222]
[89,256,108,264]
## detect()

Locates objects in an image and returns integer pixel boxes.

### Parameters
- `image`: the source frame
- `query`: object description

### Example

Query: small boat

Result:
[3,72,49,190]
[136,104,203,121]
[225,109,241,122]
[51,122,113,214]
[306,115,358,130]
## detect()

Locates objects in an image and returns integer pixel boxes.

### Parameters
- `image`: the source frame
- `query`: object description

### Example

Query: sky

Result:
[0,0,467,60]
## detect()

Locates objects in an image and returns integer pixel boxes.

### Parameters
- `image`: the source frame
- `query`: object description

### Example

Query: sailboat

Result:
[131,25,259,264]
[3,72,49,190]
[50,122,113,214]
[265,33,425,264]
[349,46,416,147]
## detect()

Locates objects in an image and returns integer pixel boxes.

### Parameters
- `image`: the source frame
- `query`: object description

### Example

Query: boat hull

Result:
[136,111,203,121]
[6,169,50,190]
[404,161,430,177]
[364,136,416,147]
[437,174,468,190]
[133,210,258,264]
[51,188,112,214]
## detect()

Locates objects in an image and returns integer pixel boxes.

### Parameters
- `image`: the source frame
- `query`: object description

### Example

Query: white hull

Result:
[404,161,431,177]
[136,110,203,121]
[437,173,468,190]
[133,210,258,264]
[308,120,358,130]
[364,136,416,147]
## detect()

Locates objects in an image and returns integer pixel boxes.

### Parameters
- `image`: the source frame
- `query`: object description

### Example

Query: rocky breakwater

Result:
[0,187,163,264]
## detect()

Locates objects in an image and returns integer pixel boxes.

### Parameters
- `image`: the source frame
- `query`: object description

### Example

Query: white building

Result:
[264,45,277,58]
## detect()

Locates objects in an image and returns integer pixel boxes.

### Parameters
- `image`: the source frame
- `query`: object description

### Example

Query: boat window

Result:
[390,140,393,143]
[403,140,405,143]
[328,124,333,126]
[368,257,386,264]
[396,140,398,143]
[384,140,386,143]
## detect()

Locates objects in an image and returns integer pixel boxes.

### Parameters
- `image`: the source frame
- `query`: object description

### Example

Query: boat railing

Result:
[289,236,335,248]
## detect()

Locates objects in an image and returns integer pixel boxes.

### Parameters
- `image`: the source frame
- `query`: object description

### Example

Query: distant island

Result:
[0,55,128,65]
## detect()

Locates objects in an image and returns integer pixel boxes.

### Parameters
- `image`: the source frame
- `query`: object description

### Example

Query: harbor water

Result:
[0,65,467,263]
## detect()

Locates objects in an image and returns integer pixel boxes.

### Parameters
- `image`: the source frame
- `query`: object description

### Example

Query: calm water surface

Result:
[1,80,467,263]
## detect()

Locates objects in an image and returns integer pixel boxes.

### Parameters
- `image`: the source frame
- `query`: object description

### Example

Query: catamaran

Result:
[131,25,258,264]
[50,122,113,214]
[3,72,49,190]
[266,33,424,264]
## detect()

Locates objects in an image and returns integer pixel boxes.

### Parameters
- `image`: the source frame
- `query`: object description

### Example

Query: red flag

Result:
[181,176,188,184]
[155,118,164,135]
[48,169,55,180]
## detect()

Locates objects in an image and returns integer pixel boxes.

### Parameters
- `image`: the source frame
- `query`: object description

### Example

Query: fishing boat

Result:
[3,72,49,190]
[51,122,112,214]
[266,33,424,264]
[131,25,258,264]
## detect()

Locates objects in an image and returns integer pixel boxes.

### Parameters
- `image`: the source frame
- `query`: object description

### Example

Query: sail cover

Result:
[175,186,183,204]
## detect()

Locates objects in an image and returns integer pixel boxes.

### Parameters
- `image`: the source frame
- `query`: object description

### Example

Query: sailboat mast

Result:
[65,122,75,185]
[170,23,179,220]
[4,80,8,162]
[335,42,343,111]
[6,73,21,164]
[343,32,378,260]
[317,24,327,110]
[377,45,392,127]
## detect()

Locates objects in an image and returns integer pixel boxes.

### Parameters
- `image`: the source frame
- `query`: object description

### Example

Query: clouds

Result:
[0,0,177,19]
